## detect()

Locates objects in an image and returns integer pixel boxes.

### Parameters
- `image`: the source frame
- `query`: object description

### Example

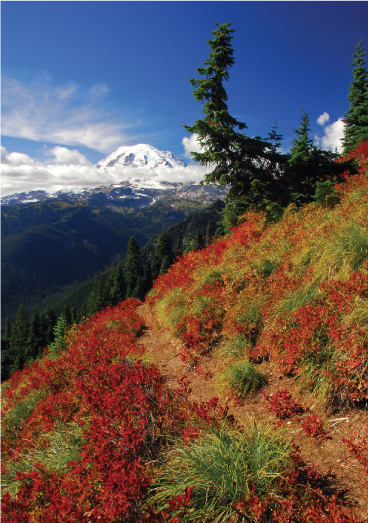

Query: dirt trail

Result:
[137,303,368,521]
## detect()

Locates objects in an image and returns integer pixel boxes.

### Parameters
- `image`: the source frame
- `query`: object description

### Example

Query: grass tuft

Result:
[149,424,294,522]
[225,359,267,398]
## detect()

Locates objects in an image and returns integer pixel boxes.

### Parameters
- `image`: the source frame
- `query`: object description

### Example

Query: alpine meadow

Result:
[2,22,368,523]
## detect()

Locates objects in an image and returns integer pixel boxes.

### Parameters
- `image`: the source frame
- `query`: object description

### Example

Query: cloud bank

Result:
[1,75,138,153]
[314,112,345,153]
[1,145,210,197]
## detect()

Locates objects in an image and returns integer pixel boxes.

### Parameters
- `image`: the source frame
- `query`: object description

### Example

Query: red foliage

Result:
[301,413,328,441]
[263,389,304,420]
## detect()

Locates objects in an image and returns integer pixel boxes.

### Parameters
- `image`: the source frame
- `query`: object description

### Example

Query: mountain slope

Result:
[96,143,187,170]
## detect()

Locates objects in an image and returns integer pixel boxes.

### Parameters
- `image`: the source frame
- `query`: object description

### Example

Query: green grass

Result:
[149,424,294,522]
[225,359,268,398]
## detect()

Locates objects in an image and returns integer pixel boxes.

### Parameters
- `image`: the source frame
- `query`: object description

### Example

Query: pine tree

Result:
[342,38,368,152]
[152,231,173,279]
[107,264,126,306]
[86,279,106,316]
[183,22,271,202]
[41,307,57,347]
[124,236,143,298]
[49,314,68,354]
[62,305,72,327]
[193,230,204,251]
[9,304,30,374]
[289,109,314,167]
[286,110,348,206]
[1,319,12,381]
[205,221,212,246]
[175,232,183,258]
[28,309,44,360]
[143,263,153,296]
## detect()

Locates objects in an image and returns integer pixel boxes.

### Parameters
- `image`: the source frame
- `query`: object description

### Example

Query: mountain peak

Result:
[96,144,187,171]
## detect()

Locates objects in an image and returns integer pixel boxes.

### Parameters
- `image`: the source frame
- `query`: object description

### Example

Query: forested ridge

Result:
[2,23,368,522]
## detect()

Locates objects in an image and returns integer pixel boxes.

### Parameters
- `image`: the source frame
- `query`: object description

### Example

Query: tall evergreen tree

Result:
[49,314,68,354]
[205,221,212,247]
[288,110,314,167]
[28,309,44,360]
[342,38,368,152]
[124,236,143,298]
[1,319,12,381]
[183,22,272,202]
[152,231,173,279]
[193,230,204,251]
[62,305,73,327]
[175,231,183,258]
[9,304,30,374]
[286,110,349,206]
[41,307,57,347]
[107,264,126,306]
[85,279,106,316]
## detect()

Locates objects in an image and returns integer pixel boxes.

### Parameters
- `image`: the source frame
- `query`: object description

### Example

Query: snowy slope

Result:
[96,144,187,171]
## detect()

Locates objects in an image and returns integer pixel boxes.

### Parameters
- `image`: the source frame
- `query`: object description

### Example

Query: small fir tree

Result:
[49,314,68,354]
[342,38,368,152]
[124,236,143,298]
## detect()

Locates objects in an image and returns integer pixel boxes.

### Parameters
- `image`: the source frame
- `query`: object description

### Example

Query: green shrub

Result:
[149,424,294,522]
[226,359,267,398]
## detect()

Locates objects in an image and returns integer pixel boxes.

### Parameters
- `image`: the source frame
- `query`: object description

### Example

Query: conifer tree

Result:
[62,305,72,327]
[193,230,204,251]
[286,110,348,206]
[143,263,153,296]
[124,236,143,298]
[1,319,12,381]
[152,231,173,279]
[28,309,44,360]
[205,221,212,246]
[183,22,271,202]
[288,110,314,167]
[342,38,368,152]
[41,307,57,347]
[175,231,183,258]
[49,314,68,354]
[107,264,126,306]
[9,304,30,374]
[86,279,106,316]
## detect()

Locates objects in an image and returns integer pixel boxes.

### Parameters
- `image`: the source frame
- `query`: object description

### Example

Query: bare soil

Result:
[137,303,368,521]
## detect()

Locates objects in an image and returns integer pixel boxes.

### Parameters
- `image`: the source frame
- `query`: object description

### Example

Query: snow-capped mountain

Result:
[96,144,187,171]
[1,144,227,208]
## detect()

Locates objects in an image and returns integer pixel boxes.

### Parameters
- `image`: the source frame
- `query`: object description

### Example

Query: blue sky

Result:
[2,1,368,195]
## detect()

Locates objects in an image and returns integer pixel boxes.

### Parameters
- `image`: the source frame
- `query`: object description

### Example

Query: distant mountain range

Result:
[1,144,228,323]
[2,144,227,208]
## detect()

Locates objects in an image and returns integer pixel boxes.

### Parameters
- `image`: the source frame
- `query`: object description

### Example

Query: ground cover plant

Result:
[149,141,368,411]
[2,142,368,521]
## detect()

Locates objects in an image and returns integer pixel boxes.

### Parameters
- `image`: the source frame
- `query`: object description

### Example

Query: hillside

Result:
[2,143,368,522]
[1,197,224,323]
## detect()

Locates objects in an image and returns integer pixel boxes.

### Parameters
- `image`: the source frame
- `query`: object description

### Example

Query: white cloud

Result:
[1,146,211,197]
[182,133,205,158]
[317,112,330,126]
[314,116,346,154]
[1,75,138,153]
[47,146,92,166]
